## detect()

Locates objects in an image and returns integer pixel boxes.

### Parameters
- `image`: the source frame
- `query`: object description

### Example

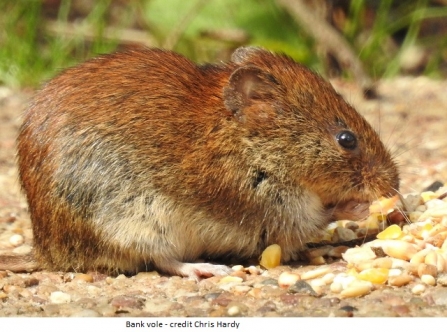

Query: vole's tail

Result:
[0,252,39,272]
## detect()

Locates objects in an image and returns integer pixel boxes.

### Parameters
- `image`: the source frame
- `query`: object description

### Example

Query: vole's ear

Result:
[223,66,280,123]
[231,46,267,64]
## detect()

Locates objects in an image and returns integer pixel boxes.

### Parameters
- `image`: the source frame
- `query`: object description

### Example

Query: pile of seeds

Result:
[259,185,447,298]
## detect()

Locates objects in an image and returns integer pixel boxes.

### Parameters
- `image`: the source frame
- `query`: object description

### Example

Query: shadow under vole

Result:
[2,47,399,279]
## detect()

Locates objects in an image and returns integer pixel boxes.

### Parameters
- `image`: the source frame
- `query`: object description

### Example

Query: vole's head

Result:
[223,47,399,221]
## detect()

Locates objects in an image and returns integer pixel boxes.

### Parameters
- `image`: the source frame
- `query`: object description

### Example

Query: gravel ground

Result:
[1,77,447,317]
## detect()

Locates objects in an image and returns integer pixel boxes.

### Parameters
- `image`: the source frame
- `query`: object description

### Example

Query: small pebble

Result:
[332,227,357,242]
[345,221,359,231]
[260,278,278,286]
[226,302,248,317]
[50,291,71,304]
[73,274,94,283]
[411,284,426,295]
[232,265,244,272]
[227,305,241,316]
[420,274,436,286]
[230,270,247,280]
[288,280,319,297]
[233,285,251,294]
[218,276,243,284]
[437,273,447,286]
[70,309,100,317]
[12,244,32,255]
[8,234,24,246]
[247,266,260,275]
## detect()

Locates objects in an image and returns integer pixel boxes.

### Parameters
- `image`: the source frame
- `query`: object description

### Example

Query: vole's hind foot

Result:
[179,263,232,280]
[156,259,232,280]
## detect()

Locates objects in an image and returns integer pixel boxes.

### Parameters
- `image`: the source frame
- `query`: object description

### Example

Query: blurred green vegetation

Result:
[1,0,447,89]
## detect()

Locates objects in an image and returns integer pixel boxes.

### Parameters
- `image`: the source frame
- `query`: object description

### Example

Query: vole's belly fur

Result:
[35,128,328,275]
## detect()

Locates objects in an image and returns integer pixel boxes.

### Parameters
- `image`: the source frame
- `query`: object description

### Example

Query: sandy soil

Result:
[0,77,447,317]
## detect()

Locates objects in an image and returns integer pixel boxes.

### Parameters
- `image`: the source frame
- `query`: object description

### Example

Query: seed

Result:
[421,192,438,203]
[259,244,281,269]
[410,248,432,264]
[377,225,403,240]
[357,268,389,284]
[387,210,407,225]
[391,258,411,269]
[342,247,376,264]
[73,274,94,283]
[420,274,436,286]
[417,263,437,278]
[330,282,343,293]
[232,265,244,272]
[388,274,413,287]
[369,196,399,214]
[408,211,423,222]
[427,224,447,238]
[309,256,326,265]
[372,257,393,269]
[374,240,419,261]
[322,273,335,285]
[301,267,331,280]
[426,232,447,247]
[333,274,356,289]
[411,284,426,295]
[425,198,447,209]
[219,276,243,284]
[354,260,375,272]
[425,251,446,272]
[363,216,380,230]
[405,263,420,276]
[247,266,260,275]
[339,280,372,298]
[278,272,300,288]
[388,268,403,277]
[309,278,326,288]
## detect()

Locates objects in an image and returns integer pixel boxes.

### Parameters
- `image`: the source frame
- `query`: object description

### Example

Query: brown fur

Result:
[9,47,398,278]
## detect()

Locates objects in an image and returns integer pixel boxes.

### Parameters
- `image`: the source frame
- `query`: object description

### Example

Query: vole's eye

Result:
[336,130,357,150]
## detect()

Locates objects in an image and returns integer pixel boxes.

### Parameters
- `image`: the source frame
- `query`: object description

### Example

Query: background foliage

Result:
[1,0,447,88]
